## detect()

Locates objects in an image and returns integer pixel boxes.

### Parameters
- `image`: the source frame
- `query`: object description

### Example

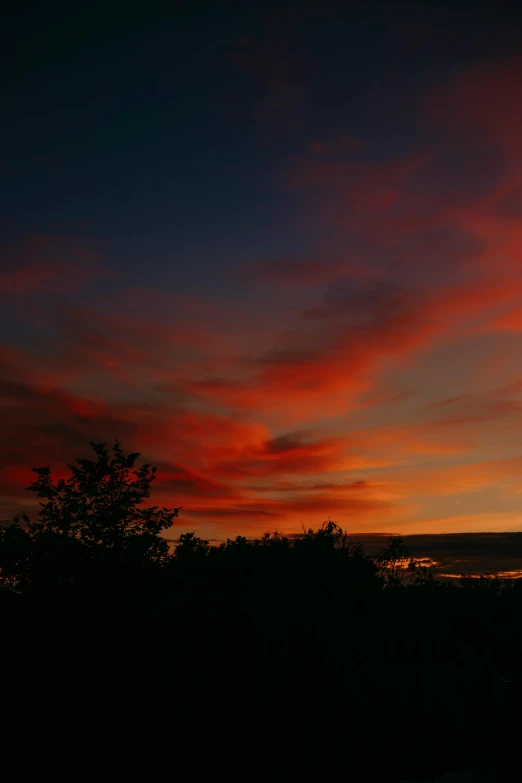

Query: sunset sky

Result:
[3,1,522,539]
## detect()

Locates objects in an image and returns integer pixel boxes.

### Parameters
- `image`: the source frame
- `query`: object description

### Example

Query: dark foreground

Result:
[1,442,519,780]
[3,535,521,781]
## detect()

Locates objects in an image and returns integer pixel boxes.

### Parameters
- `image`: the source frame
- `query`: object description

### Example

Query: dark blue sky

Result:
[3,1,521,287]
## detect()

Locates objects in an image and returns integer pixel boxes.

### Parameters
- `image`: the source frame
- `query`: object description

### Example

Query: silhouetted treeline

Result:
[1,441,520,780]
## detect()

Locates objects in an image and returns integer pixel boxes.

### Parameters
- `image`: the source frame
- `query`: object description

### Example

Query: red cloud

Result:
[235,257,354,286]
[0,236,115,296]
[421,54,522,154]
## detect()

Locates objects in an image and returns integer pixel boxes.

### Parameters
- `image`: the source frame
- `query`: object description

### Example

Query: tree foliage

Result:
[375,535,435,587]
[0,440,179,591]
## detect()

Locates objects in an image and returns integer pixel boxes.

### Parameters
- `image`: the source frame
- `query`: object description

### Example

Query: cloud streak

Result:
[3,49,522,539]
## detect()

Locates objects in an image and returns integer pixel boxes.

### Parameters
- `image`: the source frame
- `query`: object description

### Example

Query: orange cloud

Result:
[388,455,522,499]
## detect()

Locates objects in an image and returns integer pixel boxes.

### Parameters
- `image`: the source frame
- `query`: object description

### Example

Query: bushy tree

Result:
[0,440,180,591]
[375,535,434,587]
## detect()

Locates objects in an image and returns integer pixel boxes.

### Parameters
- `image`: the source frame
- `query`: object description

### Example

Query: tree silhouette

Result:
[174,530,211,560]
[375,534,434,587]
[0,440,180,591]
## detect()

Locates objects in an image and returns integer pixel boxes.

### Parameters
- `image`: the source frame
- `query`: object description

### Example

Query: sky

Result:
[3,0,522,539]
